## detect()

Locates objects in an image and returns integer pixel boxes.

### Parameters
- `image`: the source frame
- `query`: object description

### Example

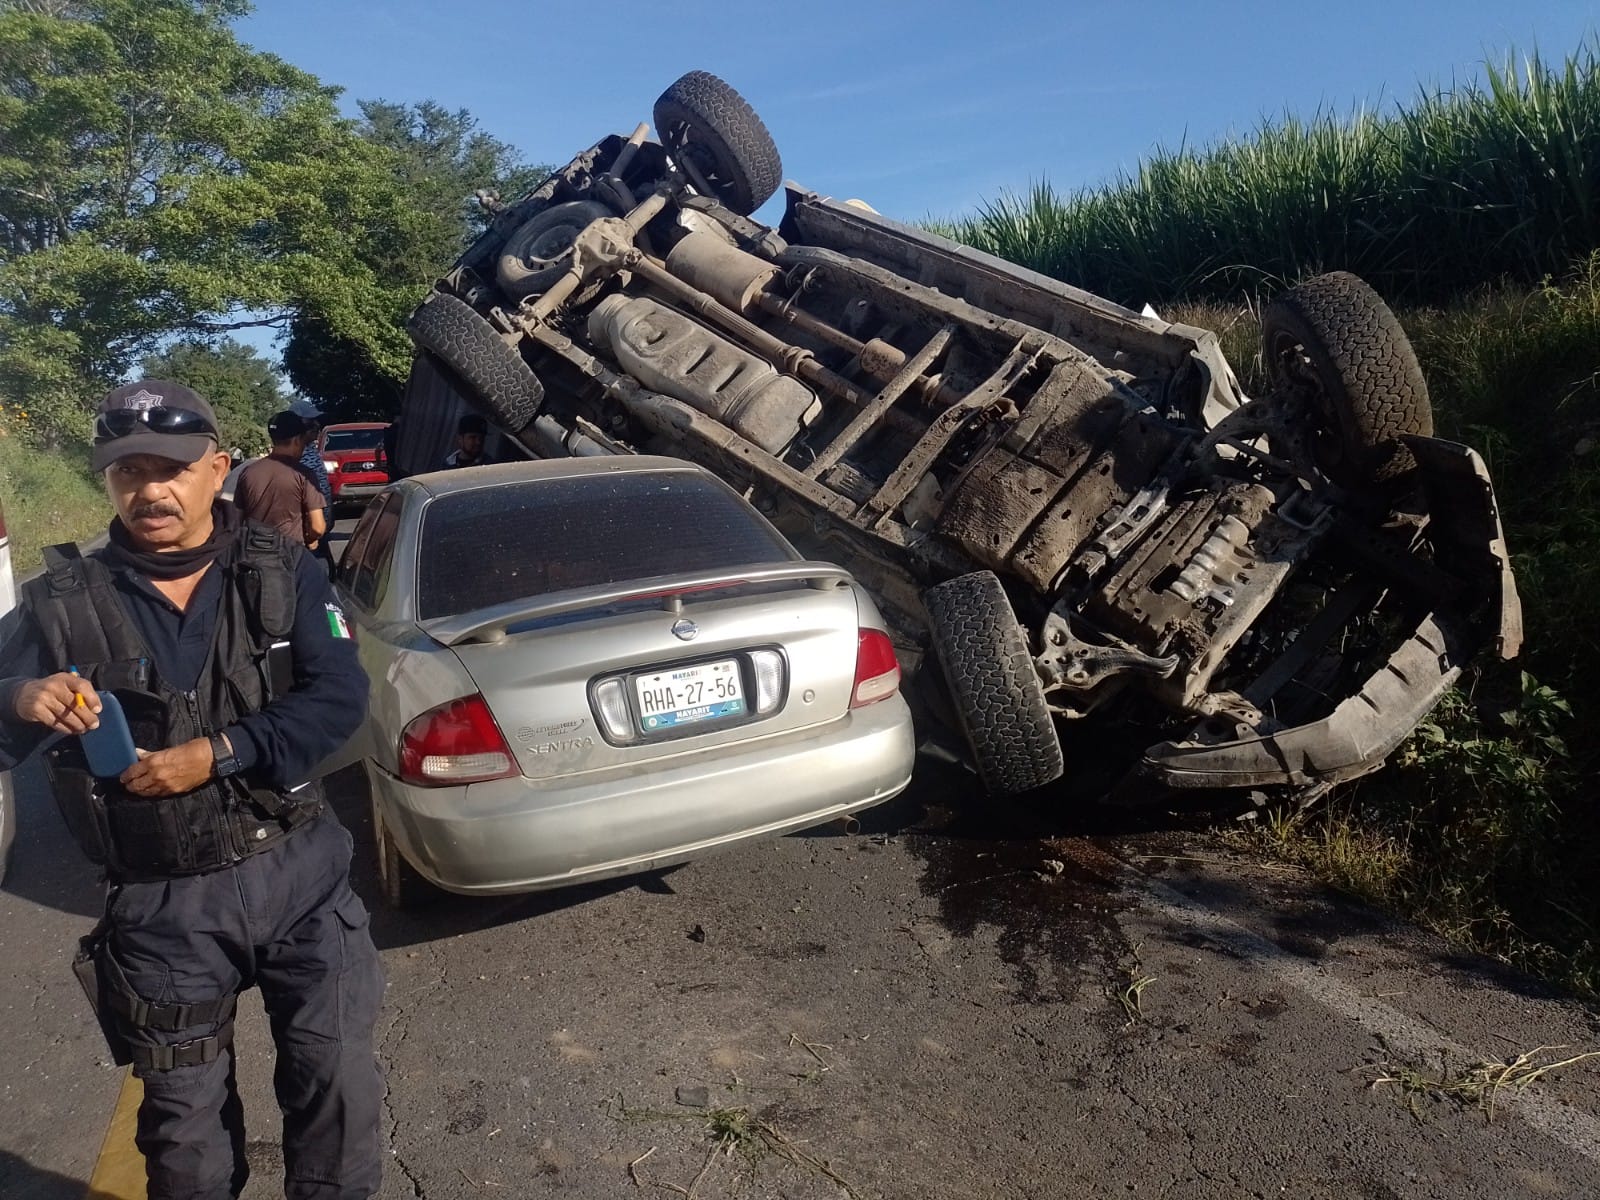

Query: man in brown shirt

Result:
[232,411,328,549]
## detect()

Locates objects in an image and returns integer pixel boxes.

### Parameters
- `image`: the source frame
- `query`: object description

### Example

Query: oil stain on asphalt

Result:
[891,757,1150,1007]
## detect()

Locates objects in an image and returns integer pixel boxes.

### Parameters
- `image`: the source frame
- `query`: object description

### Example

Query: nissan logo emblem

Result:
[671,618,698,641]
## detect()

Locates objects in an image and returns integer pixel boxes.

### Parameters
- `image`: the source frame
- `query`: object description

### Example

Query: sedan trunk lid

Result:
[441,576,863,782]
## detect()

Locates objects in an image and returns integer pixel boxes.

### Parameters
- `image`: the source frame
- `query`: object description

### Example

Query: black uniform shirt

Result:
[0,546,367,789]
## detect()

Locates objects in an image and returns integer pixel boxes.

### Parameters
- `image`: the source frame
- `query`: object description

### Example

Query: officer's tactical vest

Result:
[22,524,322,881]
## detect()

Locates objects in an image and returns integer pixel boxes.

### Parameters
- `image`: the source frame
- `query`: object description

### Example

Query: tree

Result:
[280,100,552,417]
[357,99,552,244]
[279,311,402,421]
[139,339,284,455]
[0,0,424,446]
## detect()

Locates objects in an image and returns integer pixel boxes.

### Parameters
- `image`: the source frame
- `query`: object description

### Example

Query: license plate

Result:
[635,659,745,731]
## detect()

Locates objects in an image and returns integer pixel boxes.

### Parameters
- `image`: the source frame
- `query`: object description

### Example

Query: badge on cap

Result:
[122,388,163,411]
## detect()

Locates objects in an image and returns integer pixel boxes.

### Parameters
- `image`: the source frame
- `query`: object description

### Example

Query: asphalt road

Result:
[2,521,1598,1199]
[4,750,1600,1200]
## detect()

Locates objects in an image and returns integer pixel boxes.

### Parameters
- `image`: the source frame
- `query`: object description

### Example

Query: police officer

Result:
[0,380,384,1200]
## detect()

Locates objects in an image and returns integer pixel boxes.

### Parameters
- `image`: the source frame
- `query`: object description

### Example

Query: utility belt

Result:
[45,749,323,882]
[106,793,325,884]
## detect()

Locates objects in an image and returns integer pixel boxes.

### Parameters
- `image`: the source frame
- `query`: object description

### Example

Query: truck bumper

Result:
[1141,438,1521,791]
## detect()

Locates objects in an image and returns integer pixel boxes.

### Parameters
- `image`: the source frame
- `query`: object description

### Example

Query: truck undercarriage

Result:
[396,71,1521,801]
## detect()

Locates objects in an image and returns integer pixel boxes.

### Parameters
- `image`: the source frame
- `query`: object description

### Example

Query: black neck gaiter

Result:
[107,500,240,581]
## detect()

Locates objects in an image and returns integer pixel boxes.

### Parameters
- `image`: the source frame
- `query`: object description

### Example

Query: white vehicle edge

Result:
[0,499,16,883]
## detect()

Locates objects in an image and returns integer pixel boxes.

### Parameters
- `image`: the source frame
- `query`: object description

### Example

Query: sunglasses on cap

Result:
[94,406,217,441]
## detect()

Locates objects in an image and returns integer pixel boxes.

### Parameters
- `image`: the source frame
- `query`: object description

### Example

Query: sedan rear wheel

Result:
[370,783,437,910]
[923,571,1065,796]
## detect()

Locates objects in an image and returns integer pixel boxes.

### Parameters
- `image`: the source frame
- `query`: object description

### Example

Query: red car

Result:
[319,422,391,510]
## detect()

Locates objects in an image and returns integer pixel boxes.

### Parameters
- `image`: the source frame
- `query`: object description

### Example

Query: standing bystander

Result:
[232,411,327,548]
[381,415,407,482]
[291,400,335,569]
[441,413,489,469]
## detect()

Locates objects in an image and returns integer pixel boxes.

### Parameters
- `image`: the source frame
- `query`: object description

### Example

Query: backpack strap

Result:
[29,543,122,670]
[41,542,85,594]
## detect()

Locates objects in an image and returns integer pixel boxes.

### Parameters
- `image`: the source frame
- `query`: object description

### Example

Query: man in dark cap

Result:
[441,412,489,468]
[286,399,336,573]
[233,410,328,549]
[0,380,383,1199]
[289,399,334,521]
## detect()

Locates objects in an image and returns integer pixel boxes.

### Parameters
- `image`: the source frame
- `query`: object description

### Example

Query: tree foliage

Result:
[0,0,545,444]
[139,339,284,455]
[360,99,551,248]
[279,100,551,418]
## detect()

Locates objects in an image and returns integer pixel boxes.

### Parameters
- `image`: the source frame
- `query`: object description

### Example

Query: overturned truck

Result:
[394,70,1521,802]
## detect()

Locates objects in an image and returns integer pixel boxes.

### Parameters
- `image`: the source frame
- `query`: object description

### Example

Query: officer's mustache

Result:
[130,501,182,520]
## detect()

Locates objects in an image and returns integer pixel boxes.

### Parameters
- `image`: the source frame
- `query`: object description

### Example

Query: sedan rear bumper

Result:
[369,696,915,894]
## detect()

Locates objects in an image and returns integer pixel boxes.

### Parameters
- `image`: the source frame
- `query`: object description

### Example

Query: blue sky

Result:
[236,0,1599,223]
[227,1,1598,369]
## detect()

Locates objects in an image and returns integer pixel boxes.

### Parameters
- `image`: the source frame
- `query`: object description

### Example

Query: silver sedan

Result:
[330,456,915,906]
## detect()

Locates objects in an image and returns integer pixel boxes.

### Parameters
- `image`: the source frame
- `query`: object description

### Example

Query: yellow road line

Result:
[86,1067,145,1200]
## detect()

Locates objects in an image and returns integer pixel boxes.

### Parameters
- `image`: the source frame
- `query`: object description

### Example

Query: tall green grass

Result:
[953,44,1600,308]
[0,429,110,575]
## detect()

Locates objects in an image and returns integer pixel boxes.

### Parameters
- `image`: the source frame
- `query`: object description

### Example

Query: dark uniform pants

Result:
[106,812,385,1200]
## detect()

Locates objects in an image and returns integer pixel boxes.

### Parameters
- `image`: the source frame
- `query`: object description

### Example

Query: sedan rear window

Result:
[416,470,794,619]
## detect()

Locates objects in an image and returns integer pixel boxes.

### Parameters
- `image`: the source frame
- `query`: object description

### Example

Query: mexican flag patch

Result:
[325,602,352,639]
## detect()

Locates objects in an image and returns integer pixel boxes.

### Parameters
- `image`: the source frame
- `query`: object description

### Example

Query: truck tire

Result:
[406,293,543,432]
[1262,271,1432,486]
[496,200,611,300]
[653,70,782,216]
[923,571,1064,795]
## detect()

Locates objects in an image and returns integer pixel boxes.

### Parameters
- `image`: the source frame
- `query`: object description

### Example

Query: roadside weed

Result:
[604,1095,862,1200]
[1240,669,1597,999]
[1116,973,1156,1025]
[1366,1046,1600,1122]
[602,1031,863,1197]
[1112,947,1157,1026]
[704,1105,759,1158]
[0,430,109,572]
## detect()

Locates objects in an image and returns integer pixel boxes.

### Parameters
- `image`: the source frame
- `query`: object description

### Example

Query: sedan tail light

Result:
[851,629,901,708]
[398,694,518,786]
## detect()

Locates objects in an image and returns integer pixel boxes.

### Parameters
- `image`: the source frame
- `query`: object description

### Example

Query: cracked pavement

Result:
[2,755,1599,1199]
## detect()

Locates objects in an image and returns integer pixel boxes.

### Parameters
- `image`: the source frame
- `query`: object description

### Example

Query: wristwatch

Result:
[209,732,241,779]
